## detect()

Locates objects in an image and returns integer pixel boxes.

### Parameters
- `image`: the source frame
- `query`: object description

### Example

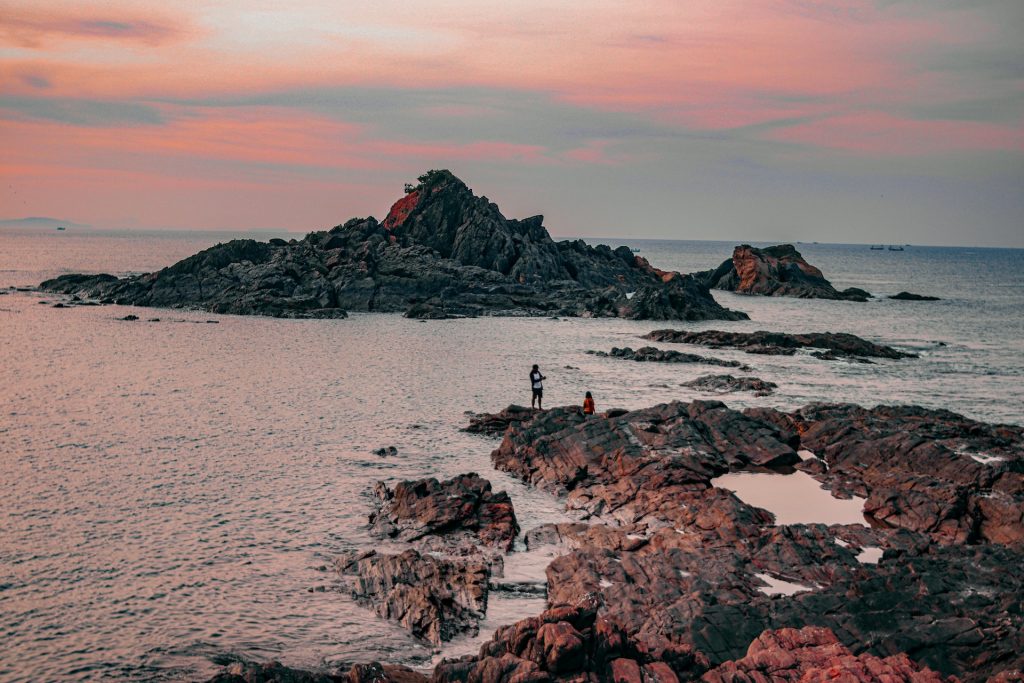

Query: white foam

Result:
[755,573,814,596]
[599,578,613,588]
[971,453,1005,465]
[834,538,850,548]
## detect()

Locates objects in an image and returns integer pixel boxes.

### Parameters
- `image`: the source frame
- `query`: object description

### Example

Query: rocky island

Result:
[695,244,871,301]
[39,171,747,322]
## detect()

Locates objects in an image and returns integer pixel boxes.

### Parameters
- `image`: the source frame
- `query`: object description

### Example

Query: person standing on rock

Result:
[530,365,546,409]
[583,391,595,415]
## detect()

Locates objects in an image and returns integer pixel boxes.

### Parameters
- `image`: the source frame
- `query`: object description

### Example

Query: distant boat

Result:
[870,245,884,250]
[56,226,66,231]
[888,245,904,251]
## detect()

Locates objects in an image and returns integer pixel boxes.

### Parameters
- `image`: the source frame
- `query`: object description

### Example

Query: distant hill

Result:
[0,217,93,230]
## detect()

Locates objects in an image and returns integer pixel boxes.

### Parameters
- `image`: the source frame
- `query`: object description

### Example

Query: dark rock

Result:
[463,405,538,436]
[681,374,777,395]
[702,626,952,683]
[588,347,750,370]
[696,245,866,301]
[790,403,1024,544]
[432,595,710,683]
[369,473,519,550]
[840,286,873,300]
[120,314,139,321]
[644,329,915,360]
[52,302,67,308]
[890,291,941,301]
[373,446,398,457]
[40,171,746,322]
[337,549,489,644]
[490,401,800,522]
[207,660,343,683]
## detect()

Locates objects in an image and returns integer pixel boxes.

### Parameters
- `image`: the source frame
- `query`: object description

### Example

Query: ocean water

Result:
[0,227,1022,682]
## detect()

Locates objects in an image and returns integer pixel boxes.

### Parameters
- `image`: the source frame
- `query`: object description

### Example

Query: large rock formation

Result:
[644,329,915,361]
[697,244,868,301]
[369,473,519,551]
[39,171,747,321]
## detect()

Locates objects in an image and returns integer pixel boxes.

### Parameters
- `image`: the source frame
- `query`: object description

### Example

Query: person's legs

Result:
[531,388,538,409]
[537,390,543,410]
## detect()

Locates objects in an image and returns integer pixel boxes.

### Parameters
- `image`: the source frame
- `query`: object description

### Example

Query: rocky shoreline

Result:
[207,397,1022,683]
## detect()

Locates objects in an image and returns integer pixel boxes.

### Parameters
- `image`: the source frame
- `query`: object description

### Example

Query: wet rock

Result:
[370,473,519,550]
[643,329,915,360]
[120,314,139,321]
[337,549,489,644]
[702,626,952,683]
[373,446,398,457]
[681,375,777,395]
[463,405,538,436]
[890,291,941,301]
[695,244,868,301]
[432,595,710,683]
[346,663,427,683]
[207,660,343,682]
[587,347,750,370]
[490,401,800,522]
[790,403,1024,544]
[40,171,746,322]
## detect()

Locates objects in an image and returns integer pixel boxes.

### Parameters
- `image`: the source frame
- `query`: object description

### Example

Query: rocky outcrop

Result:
[696,245,868,301]
[40,171,747,322]
[208,661,428,683]
[789,403,1024,545]
[433,594,710,683]
[336,549,489,644]
[644,329,915,360]
[681,374,777,395]
[369,473,519,551]
[701,627,953,683]
[890,291,941,301]
[463,405,538,436]
[587,347,750,370]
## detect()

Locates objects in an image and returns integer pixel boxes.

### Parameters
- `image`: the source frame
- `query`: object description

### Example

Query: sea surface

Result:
[1,227,1022,682]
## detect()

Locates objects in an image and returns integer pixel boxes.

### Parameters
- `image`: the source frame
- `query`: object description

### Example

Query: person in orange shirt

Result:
[583,391,595,415]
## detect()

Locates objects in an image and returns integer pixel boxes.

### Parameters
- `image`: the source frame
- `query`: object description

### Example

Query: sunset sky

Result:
[1,1,1022,246]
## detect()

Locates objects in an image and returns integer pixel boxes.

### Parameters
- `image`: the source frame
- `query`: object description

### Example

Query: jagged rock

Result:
[463,405,538,436]
[681,375,777,395]
[432,595,710,683]
[587,347,750,370]
[489,401,800,522]
[40,171,746,322]
[369,473,519,550]
[789,403,1024,544]
[643,329,915,360]
[702,627,953,683]
[890,291,941,301]
[207,660,343,683]
[695,245,867,301]
[336,549,489,644]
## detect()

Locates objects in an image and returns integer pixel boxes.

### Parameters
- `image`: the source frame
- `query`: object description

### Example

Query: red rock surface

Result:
[702,626,955,683]
[382,189,421,230]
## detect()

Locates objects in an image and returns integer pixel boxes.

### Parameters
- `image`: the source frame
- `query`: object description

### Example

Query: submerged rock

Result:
[890,291,941,301]
[587,346,750,370]
[681,374,777,395]
[40,171,747,322]
[643,329,915,360]
[695,244,869,301]
[369,473,519,551]
[336,549,489,644]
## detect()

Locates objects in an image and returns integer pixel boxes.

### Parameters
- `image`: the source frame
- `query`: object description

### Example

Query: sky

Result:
[0,0,1022,247]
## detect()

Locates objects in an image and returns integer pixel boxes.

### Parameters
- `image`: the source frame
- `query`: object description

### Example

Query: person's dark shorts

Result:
[532,388,543,398]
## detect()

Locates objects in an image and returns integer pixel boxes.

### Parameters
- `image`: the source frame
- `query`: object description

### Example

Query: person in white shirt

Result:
[529,364,546,409]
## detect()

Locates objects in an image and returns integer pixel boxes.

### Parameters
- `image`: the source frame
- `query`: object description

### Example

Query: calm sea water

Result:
[1,228,1022,682]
